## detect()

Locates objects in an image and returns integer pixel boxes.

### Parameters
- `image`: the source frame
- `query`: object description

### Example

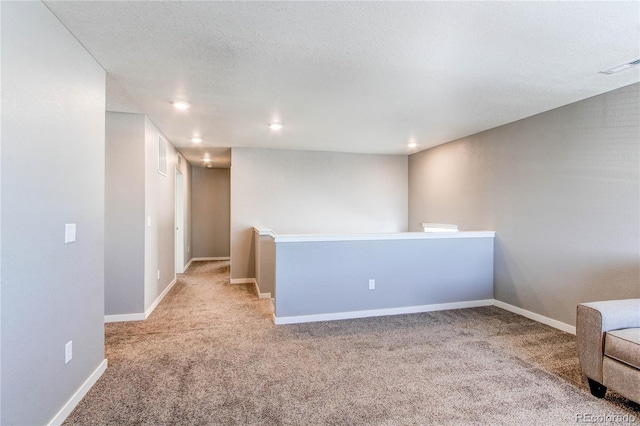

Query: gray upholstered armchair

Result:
[576,299,640,404]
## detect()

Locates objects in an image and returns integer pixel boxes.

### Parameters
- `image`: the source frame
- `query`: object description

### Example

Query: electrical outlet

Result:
[157,270,160,280]
[65,341,73,364]
[369,279,375,290]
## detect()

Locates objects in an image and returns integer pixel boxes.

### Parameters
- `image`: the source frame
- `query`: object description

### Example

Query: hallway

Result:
[65,260,274,424]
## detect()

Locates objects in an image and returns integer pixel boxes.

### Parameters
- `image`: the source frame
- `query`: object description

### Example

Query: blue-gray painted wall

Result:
[275,237,494,318]
[1,2,106,423]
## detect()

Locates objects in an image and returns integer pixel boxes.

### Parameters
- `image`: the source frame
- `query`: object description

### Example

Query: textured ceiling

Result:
[45,1,640,165]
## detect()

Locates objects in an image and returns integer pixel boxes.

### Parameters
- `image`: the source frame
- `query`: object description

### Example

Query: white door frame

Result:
[175,168,185,274]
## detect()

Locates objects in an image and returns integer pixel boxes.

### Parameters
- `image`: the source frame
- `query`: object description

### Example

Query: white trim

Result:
[47,359,108,426]
[272,298,577,334]
[233,278,271,298]
[191,257,230,261]
[253,281,271,299]
[422,223,459,232]
[183,258,194,271]
[105,312,145,323]
[492,299,576,335]
[231,278,257,285]
[182,257,230,273]
[273,299,494,325]
[254,227,276,238]
[274,231,495,243]
[104,278,177,323]
[144,277,177,318]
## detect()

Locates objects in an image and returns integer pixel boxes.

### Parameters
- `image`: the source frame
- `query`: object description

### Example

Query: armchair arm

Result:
[576,299,640,383]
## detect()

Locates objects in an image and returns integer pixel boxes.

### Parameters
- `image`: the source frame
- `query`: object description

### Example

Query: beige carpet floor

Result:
[65,260,640,425]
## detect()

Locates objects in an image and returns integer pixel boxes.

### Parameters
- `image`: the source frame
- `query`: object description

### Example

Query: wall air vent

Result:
[600,59,640,74]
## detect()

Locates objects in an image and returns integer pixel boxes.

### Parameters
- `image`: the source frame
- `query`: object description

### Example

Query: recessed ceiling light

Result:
[408,140,418,149]
[203,158,211,162]
[600,59,640,74]
[191,137,202,144]
[268,122,283,131]
[172,101,190,110]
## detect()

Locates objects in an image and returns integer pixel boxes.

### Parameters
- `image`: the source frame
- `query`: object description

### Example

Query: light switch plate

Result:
[65,224,76,243]
[65,341,72,364]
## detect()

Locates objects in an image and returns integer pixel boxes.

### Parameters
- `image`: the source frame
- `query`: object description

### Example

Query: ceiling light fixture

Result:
[203,158,211,163]
[408,140,418,149]
[268,122,283,131]
[191,137,202,144]
[172,101,191,110]
[600,59,640,74]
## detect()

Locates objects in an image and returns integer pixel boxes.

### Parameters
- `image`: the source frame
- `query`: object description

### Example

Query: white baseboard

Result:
[192,257,230,261]
[230,278,257,285]
[233,277,270,298]
[253,281,271,299]
[182,257,230,272]
[47,359,108,426]
[183,258,194,271]
[144,277,177,318]
[104,312,146,323]
[272,298,577,333]
[273,299,494,325]
[492,299,576,335]
[104,277,177,323]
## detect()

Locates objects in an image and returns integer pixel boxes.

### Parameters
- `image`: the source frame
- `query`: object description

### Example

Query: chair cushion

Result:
[605,328,640,370]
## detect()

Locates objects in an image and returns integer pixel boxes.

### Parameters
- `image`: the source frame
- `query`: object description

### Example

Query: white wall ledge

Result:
[273,231,495,243]
[253,227,276,237]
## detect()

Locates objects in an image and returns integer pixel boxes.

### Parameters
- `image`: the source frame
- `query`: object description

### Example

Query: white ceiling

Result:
[45,1,640,166]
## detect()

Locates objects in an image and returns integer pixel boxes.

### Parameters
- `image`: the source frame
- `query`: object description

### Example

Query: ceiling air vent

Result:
[600,59,640,74]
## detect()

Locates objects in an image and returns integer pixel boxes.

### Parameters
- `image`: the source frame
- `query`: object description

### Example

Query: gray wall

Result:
[191,167,230,258]
[230,148,408,279]
[409,83,640,327]
[105,113,145,315]
[1,2,106,424]
[105,113,192,316]
[275,237,494,319]
[255,231,276,297]
[145,118,170,309]
[143,118,192,310]
[182,160,193,269]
